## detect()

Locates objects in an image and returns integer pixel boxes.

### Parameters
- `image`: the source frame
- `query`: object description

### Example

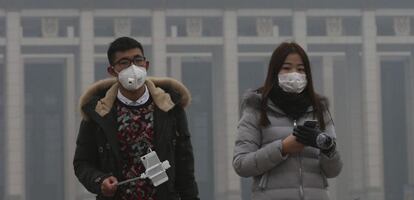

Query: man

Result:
[73,37,199,200]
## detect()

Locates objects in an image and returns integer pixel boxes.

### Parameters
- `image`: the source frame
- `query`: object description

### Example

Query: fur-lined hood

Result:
[79,77,191,120]
[240,89,262,112]
[241,89,283,113]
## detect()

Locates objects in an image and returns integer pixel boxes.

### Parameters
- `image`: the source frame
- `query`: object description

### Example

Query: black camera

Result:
[303,120,334,150]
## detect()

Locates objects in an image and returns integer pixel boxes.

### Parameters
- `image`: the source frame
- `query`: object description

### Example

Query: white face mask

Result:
[278,72,307,93]
[116,64,147,91]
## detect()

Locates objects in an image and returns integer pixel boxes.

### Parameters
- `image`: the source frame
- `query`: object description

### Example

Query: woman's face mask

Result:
[116,64,147,91]
[278,72,307,93]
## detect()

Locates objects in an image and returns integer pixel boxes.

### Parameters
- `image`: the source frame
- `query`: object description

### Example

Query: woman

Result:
[233,42,343,200]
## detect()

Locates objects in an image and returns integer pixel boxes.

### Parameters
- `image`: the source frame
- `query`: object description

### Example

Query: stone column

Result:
[212,46,227,200]
[345,48,366,200]
[322,56,335,117]
[293,10,307,50]
[322,56,338,200]
[152,10,167,77]
[170,56,182,81]
[5,11,25,200]
[64,56,77,200]
[223,10,240,200]
[212,10,240,200]
[361,10,385,200]
[80,10,95,92]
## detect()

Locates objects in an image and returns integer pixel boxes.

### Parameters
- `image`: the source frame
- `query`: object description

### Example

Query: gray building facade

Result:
[1,0,414,200]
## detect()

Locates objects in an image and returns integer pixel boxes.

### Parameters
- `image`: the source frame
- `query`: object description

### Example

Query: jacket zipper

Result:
[299,154,304,200]
[293,120,305,200]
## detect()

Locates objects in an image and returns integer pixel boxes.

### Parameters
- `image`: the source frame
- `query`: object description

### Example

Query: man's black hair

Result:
[107,37,144,65]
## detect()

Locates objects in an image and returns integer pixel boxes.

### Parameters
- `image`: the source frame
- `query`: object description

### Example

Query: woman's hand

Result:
[281,134,305,156]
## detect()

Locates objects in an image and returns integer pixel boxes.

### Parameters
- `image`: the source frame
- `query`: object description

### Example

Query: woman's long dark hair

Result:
[257,42,328,130]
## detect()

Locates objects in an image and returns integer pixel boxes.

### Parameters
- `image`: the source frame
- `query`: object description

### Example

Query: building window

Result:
[166,17,222,37]
[238,17,292,37]
[381,60,409,200]
[95,60,111,81]
[182,60,214,200]
[24,63,64,200]
[22,17,78,38]
[238,58,266,200]
[94,17,152,37]
[0,18,5,37]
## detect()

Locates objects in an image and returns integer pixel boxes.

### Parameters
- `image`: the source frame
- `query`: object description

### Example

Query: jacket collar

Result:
[79,77,192,120]
[116,85,150,106]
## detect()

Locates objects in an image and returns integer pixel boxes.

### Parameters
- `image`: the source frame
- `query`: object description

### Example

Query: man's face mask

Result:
[278,72,307,93]
[116,64,147,91]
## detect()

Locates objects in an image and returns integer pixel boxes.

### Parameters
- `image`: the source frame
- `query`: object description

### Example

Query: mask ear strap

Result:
[112,66,120,75]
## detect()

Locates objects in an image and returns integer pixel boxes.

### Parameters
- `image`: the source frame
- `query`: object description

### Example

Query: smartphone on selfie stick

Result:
[117,149,170,187]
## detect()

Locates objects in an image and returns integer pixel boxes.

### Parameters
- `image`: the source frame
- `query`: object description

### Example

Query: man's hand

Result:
[101,176,118,197]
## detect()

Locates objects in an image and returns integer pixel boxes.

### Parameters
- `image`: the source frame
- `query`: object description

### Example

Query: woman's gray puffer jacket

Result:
[233,90,343,200]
